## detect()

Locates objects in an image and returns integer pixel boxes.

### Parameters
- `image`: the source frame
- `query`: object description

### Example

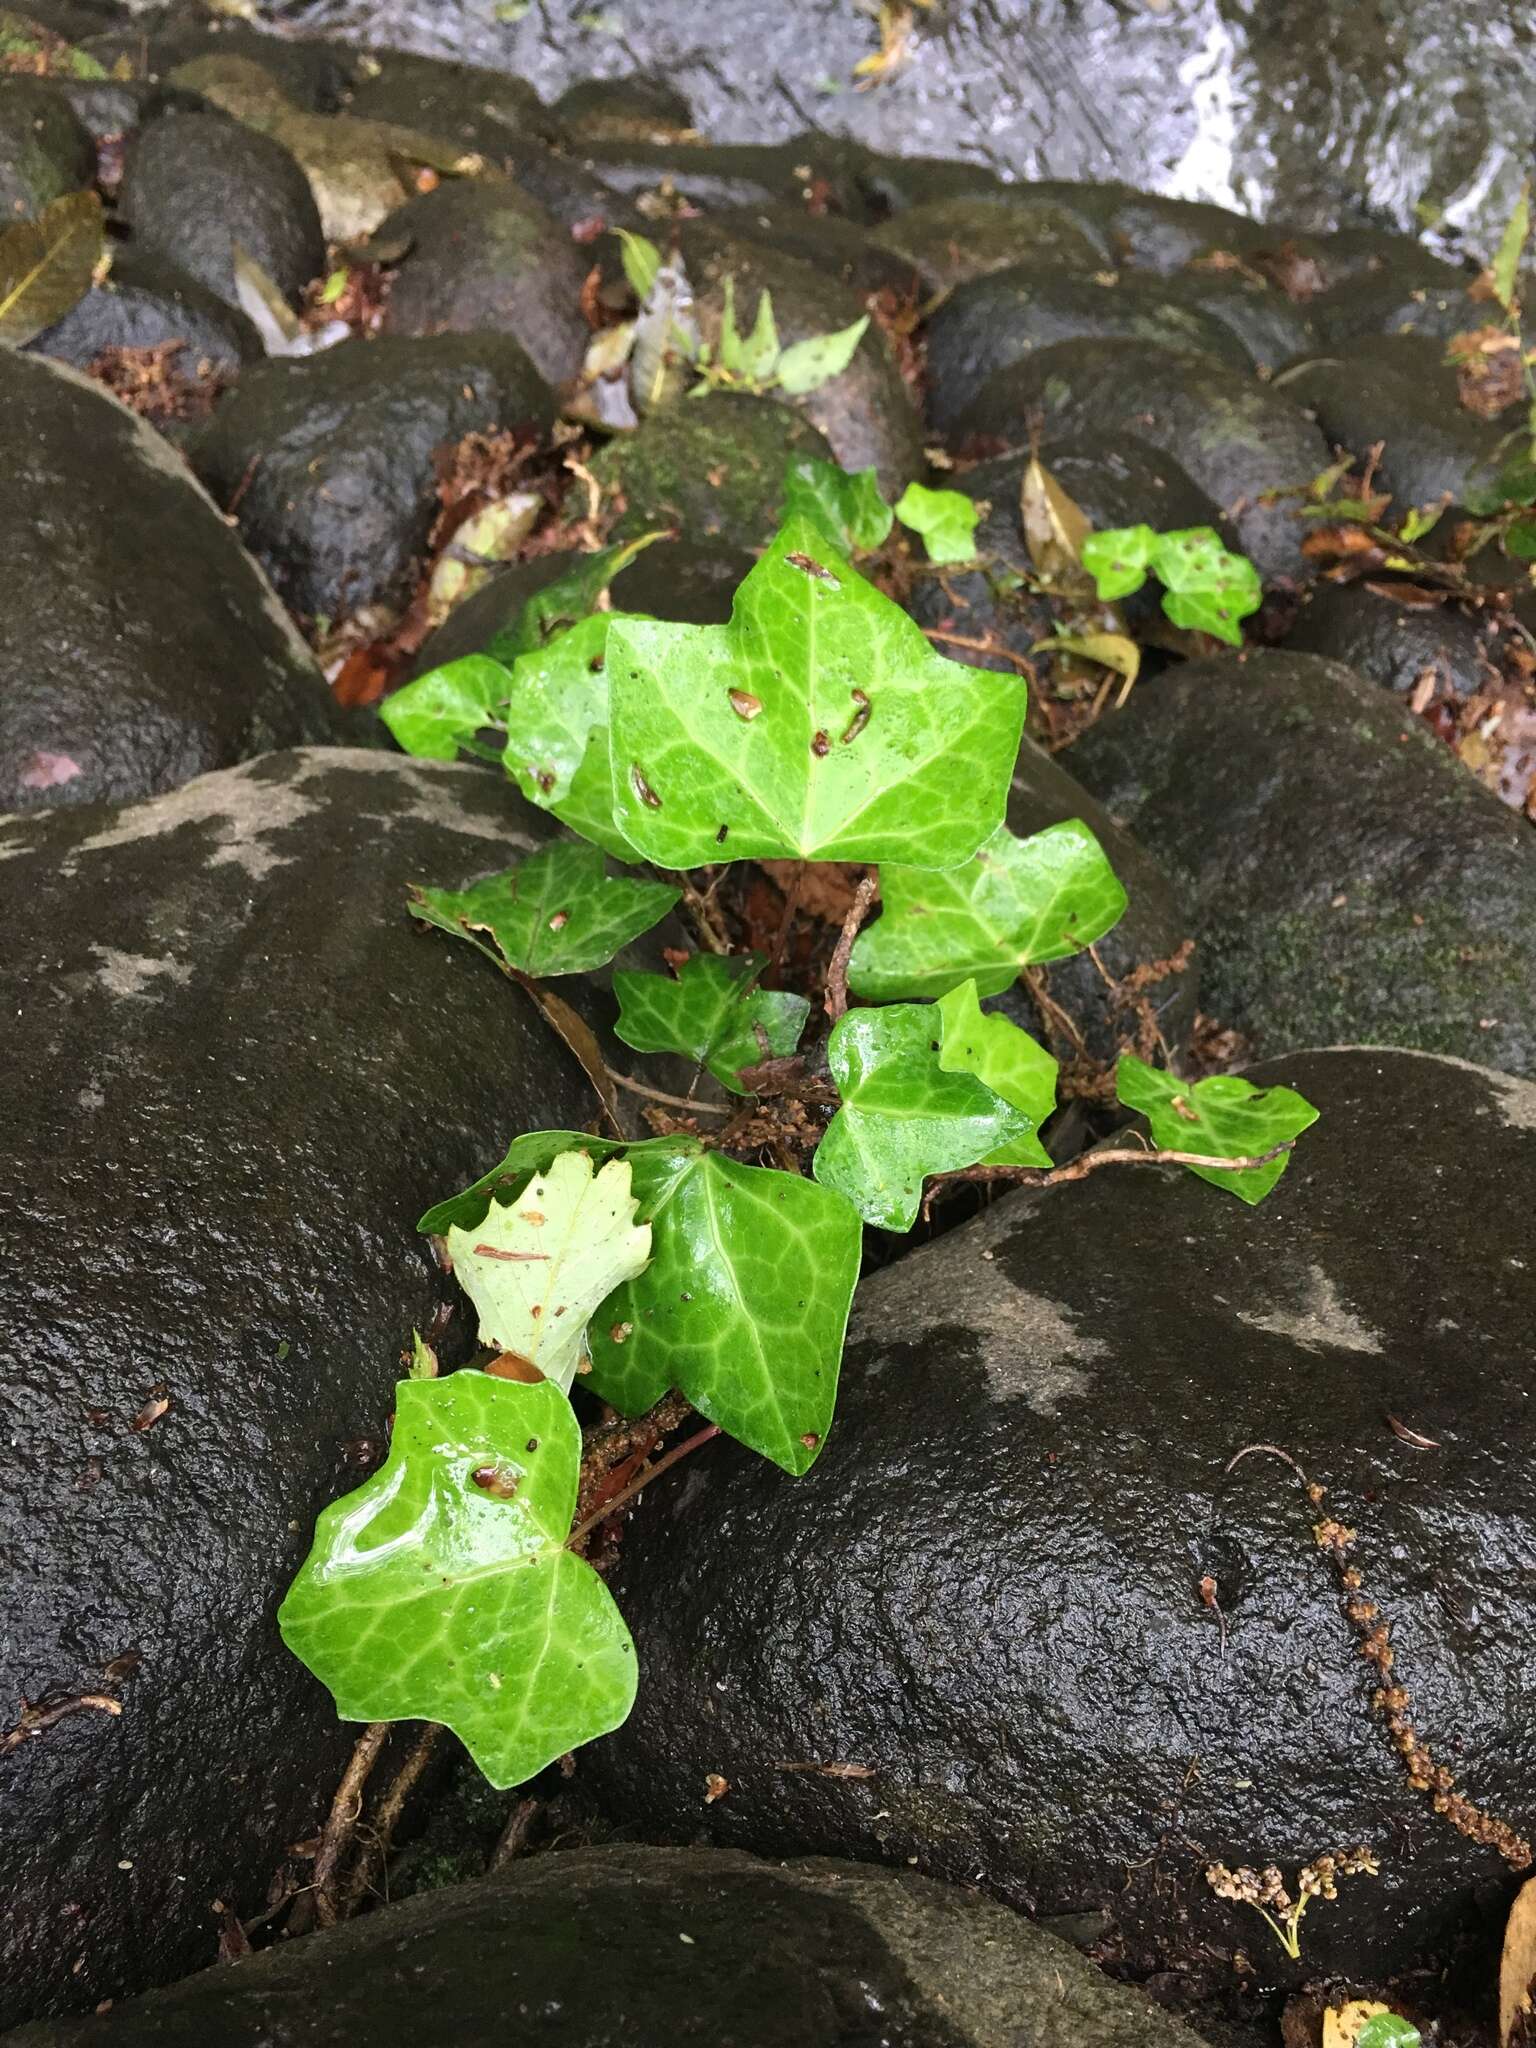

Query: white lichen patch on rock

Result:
[1237,1262,1385,1355]
[89,948,195,1002]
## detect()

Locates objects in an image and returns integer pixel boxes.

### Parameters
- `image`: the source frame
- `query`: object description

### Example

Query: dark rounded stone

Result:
[554,71,693,137]
[117,106,324,314]
[0,349,333,814]
[1274,349,1503,514]
[956,339,1331,583]
[854,150,1006,216]
[187,332,554,623]
[377,179,591,387]
[587,1046,1536,1990]
[924,266,1252,433]
[82,22,360,110]
[868,193,1108,291]
[49,76,202,152]
[589,391,835,551]
[343,47,547,138]
[0,74,94,221]
[1142,266,1317,374]
[1311,250,1478,347]
[709,202,921,297]
[0,747,673,2029]
[1285,581,1501,700]
[677,221,924,494]
[1,1845,1213,2047]
[1023,180,1278,275]
[1068,650,1536,1075]
[27,246,260,375]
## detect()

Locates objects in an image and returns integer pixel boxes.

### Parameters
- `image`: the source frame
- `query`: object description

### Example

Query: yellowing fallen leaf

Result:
[1502,1876,1536,2046]
[1020,454,1092,585]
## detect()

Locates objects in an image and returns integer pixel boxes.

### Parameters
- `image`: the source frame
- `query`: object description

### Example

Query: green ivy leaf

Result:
[1354,2018,1422,2048]
[379,653,511,763]
[613,951,810,1091]
[1114,1054,1320,1204]
[782,456,894,552]
[936,978,1056,1167]
[1148,528,1262,646]
[409,842,678,978]
[894,481,981,564]
[279,1373,636,1790]
[444,1151,652,1392]
[487,534,661,662]
[774,313,869,395]
[1081,523,1157,600]
[1464,455,1536,515]
[1507,516,1536,560]
[495,612,639,859]
[847,819,1127,1001]
[813,1004,1036,1230]
[605,514,1027,867]
[423,1135,862,1475]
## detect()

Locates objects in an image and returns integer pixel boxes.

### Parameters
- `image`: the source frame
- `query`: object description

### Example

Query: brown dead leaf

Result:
[1446,325,1526,418]
[1251,239,1327,302]
[1322,2003,1398,2048]
[1503,1878,1536,2047]
[1020,454,1092,585]
[759,859,868,924]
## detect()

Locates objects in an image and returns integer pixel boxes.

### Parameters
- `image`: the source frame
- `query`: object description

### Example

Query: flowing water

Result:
[255,0,1536,251]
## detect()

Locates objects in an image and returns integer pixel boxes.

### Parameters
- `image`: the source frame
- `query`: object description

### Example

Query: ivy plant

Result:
[1080,525,1262,645]
[284,478,1320,1793]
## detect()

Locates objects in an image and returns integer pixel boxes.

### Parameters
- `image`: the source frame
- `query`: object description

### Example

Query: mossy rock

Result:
[710,202,920,297]
[590,390,834,549]
[1274,344,1503,512]
[0,73,93,220]
[869,193,1107,291]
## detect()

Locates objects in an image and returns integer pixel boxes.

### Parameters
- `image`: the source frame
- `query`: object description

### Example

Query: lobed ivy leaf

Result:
[813,1004,1036,1230]
[423,1134,863,1475]
[613,951,810,1091]
[605,514,1027,868]
[847,819,1127,1002]
[495,611,640,859]
[894,481,981,563]
[444,1151,652,1393]
[1149,528,1262,646]
[1115,1053,1320,1204]
[775,312,869,395]
[1080,523,1156,600]
[486,533,662,662]
[279,1373,636,1789]
[378,652,510,763]
[936,978,1056,1167]
[782,455,894,553]
[409,842,678,977]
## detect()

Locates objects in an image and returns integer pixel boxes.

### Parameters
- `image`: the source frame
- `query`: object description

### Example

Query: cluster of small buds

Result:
[1206,1847,1381,1959]
[1206,1861,1293,1913]
[1297,1846,1379,1903]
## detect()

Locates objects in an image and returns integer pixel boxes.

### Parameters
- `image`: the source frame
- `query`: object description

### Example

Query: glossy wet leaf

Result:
[936,978,1056,1167]
[775,312,869,395]
[847,819,1127,1001]
[1114,1053,1319,1204]
[1150,527,1262,645]
[409,842,678,978]
[379,652,510,762]
[279,1373,636,1789]
[1354,2018,1421,2048]
[232,242,303,353]
[0,189,103,345]
[606,514,1026,867]
[782,455,894,552]
[895,481,981,563]
[496,612,640,859]
[718,276,780,383]
[613,952,810,1091]
[815,1004,1036,1229]
[1324,2007,1421,2048]
[615,227,661,302]
[423,1134,861,1474]
[444,1151,651,1393]
[1080,523,1156,600]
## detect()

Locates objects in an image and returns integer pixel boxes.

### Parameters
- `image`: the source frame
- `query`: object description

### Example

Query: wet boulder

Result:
[678,221,924,495]
[0,349,333,814]
[867,192,1107,291]
[343,48,547,145]
[956,339,1331,583]
[0,748,666,2030]
[553,72,693,139]
[1136,266,1317,375]
[0,74,93,220]
[589,391,835,550]
[588,1046,1536,1989]
[117,106,324,315]
[187,332,554,623]
[1068,650,1536,1075]
[1285,582,1501,702]
[378,179,591,387]
[1276,348,1502,513]
[925,267,1251,432]
[1023,180,1277,274]
[28,246,260,376]
[710,203,920,297]
[2,1845,1213,2048]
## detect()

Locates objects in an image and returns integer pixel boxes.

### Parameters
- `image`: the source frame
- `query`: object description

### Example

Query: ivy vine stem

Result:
[567,1421,723,1551]
[928,1136,1296,1196]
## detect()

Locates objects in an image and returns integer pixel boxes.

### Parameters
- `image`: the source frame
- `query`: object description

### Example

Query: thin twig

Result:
[568,1422,721,1551]
[1,1692,121,1755]
[605,1068,731,1115]
[310,1721,389,1928]
[920,627,1036,676]
[929,1137,1295,1193]
[671,870,733,955]
[1224,1442,1312,1486]
[489,1795,541,1872]
[576,1390,694,1527]
[339,1721,444,1917]
[824,869,878,1023]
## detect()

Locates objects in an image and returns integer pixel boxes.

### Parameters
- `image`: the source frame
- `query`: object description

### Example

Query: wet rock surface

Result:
[0,749,659,2029]
[117,106,324,315]
[957,339,1331,583]
[27,248,260,376]
[0,75,94,220]
[1276,349,1503,515]
[1068,652,1536,1076]
[2,1846,1214,2048]
[0,350,333,815]
[187,332,554,622]
[1284,582,1503,703]
[586,1047,1536,1987]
